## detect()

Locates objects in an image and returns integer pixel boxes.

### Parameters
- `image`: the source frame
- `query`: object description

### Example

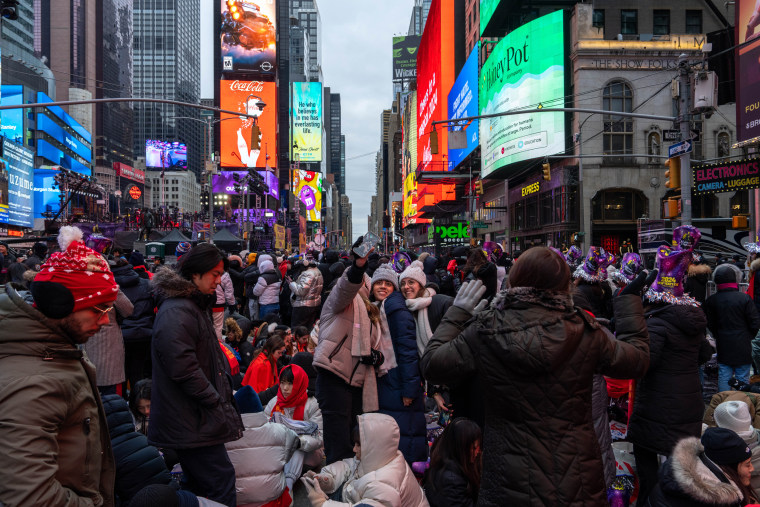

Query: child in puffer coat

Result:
[301,413,429,507]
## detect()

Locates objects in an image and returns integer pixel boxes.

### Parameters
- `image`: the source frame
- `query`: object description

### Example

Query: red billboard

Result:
[737,0,760,142]
[219,79,278,168]
[113,162,145,184]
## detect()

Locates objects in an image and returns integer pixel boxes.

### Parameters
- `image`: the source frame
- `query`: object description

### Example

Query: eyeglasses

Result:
[90,304,114,316]
[399,280,419,288]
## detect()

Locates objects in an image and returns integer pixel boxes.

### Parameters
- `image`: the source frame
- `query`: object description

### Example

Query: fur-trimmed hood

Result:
[688,263,712,278]
[751,258,760,275]
[660,437,743,505]
[151,266,213,309]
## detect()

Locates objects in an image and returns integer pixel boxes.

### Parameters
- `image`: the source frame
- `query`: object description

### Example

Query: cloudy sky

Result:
[201,0,412,240]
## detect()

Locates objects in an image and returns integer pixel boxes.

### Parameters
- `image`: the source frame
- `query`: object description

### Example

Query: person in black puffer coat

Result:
[704,264,760,392]
[112,259,156,390]
[424,417,482,507]
[101,394,172,504]
[317,249,339,292]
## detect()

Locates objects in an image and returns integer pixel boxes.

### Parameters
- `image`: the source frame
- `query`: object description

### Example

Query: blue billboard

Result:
[36,92,92,144]
[36,114,92,162]
[1,138,34,227]
[37,138,91,175]
[447,43,480,170]
[33,169,60,220]
[0,85,24,145]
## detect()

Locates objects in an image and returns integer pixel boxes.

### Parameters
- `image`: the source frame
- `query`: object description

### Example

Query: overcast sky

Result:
[200,0,412,240]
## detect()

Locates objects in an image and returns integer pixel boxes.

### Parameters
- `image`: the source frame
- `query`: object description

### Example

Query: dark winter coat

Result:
[628,303,712,456]
[705,268,760,366]
[421,289,650,506]
[425,459,476,507]
[423,256,440,288]
[377,291,427,464]
[148,267,244,449]
[113,263,155,343]
[573,281,612,320]
[685,263,712,305]
[228,261,245,300]
[101,394,171,502]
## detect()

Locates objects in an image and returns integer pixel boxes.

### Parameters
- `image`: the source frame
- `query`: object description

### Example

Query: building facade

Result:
[146,169,202,213]
[290,0,322,82]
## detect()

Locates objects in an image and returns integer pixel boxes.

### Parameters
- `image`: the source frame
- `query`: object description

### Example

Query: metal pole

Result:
[678,54,692,225]
[207,119,215,244]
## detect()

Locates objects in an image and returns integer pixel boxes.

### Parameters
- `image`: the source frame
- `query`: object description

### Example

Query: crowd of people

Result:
[7,224,760,506]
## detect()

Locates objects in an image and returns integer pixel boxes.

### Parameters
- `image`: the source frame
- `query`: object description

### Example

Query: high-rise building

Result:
[290,0,322,82]
[329,92,343,195]
[3,0,54,95]
[340,134,345,198]
[133,0,203,179]
[289,24,310,82]
[408,0,432,36]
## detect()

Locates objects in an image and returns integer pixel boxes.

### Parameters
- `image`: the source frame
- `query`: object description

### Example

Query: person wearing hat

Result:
[288,255,323,329]
[714,400,760,495]
[23,240,48,271]
[0,226,117,506]
[647,427,757,506]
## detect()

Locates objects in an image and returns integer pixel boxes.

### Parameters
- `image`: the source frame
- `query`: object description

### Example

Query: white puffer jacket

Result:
[264,396,323,452]
[225,412,300,506]
[290,266,323,307]
[319,413,429,507]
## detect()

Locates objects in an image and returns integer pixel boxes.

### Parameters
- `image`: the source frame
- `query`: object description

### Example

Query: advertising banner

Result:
[274,223,285,249]
[220,0,276,77]
[291,82,322,162]
[37,138,91,175]
[447,43,479,170]
[37,92,91,143]
[33,169,60,220]
[114,162,145,184]
[1,138,33,227]
[212,170,279,199]
[291,169,322,222]
[692,159,760,194]
[220,80,278,168]
[392,36,421,81]
[145,140,187,169]
[736,0,760,142]
[0,85,24,145]
[37,114,92,162]
[480,10,565,178]
[480,0,501,36]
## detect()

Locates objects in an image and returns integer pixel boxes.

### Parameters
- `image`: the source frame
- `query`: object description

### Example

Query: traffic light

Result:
[430,130,438,154]
[1,1,19,20]
[664,157,681,189]
[542,163,551,181]
[473,179,484,196]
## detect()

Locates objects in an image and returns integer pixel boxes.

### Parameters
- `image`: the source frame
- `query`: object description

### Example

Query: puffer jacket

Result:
[264,396,323,452]
[112,263,155,343]
[314,264,379,411]
[253,260,282,305]
[291,265,323,307]
[226,412,300,506]
[628,303,712,456]
[421,290,650,506]
[424,459,476,507]
[149,267,244,449]
[646,437,744,506]
[0,285,116,506]
[215,271,235,306]
[101,394,171,503]
[319,413,429,507]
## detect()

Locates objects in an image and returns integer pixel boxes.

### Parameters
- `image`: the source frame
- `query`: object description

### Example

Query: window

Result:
[653,10,669,36]
[621,10,637,35]
[685,10,702,34]
[593,9,604,29]
[603,81,634,160]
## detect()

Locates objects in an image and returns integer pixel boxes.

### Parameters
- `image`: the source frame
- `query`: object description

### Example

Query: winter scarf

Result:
[376,299,398,376]
[273,364,308,420]
[406,288,436,357]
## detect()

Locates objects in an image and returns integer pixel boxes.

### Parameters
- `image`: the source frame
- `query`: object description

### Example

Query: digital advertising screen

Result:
[2,138,34,228]
[212,170,279,199]
[220,79,278,168]
[479,10,566,178]
[480,0,501,36]
[145,140,187,169]
[291,169,322,222]
[221,0,277,76]
[0,85,24,145]
[37,114,92,163]
[392,36,421,81]
[33,168,58,220]
[736,0,760,142]
[291,82,323,162]
[36,92,91,143]
[447,43,479,170]
[37,138,91,175]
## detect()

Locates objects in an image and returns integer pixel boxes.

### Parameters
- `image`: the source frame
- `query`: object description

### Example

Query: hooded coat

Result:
[0,285,116,507]
[149,268,244,449]
[319,413,429,507]
[290,265,323,307]
[685,263,713,305]
[628,304,712,456]
[252,260,282,306]
[423,255,440,287]
[112,262,155,343]
[421,290,650,506]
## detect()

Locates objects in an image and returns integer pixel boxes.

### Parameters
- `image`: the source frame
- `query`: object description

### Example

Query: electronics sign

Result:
[480,10,565,178]
[2,138,34,227]
[392,36,421,81]
[291,82,323,162]
[736,0,760,142]
[145,140,187,169]
[447,43,479,170]
[291,170,322,222]
[0,85,24,145]
[221,0,276,76]
[220,80,277,168]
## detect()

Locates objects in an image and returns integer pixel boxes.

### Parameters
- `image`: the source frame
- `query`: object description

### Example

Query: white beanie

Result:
[371,263,399,290]
[399,260,427,288]
[714,400,755,439]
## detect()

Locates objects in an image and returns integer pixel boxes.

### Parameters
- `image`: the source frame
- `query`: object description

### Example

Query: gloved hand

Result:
[619,269,658,297]
[452,280,488,316]
[304,471,335,493]
[301,476,328,507]
[359,348,385,367]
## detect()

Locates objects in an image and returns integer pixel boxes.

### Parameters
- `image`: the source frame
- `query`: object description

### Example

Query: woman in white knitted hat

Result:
[714,399,760,496]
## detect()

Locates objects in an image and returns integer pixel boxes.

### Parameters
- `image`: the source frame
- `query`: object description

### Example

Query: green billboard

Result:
[291,82,323,162]
[480,0,501,36]
[479,10,565,178]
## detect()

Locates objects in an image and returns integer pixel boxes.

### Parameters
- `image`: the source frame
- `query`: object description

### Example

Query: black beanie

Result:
[701,427,752,465]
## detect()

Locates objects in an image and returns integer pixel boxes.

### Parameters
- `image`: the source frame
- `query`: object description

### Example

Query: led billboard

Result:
[448,43,479,170]
[36,92,91,143]
[37,138,91,175]
[37,114,92,163]
[212,170,279,199]
[221,0,276,76]
[0,85,24,145]
[33,169,58,220]
[392,36,421,81]
[2,138,34,227]
[291,169,322,222]
[220,80,278,168]
[480,0,500,36]
[146,140,187,169]
[737,0,760,142]
[479,10,565,178]
[291,82,322,162]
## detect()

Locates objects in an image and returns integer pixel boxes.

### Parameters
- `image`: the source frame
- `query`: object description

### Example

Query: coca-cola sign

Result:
[227,80,265,92]
[219,80,277,169]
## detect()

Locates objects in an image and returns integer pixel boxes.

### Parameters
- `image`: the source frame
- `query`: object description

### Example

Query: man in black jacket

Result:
[705,264,760,392]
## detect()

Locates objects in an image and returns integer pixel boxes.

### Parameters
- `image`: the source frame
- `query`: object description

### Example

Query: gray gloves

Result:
[453,280,489,316]
[301,476,328,506]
